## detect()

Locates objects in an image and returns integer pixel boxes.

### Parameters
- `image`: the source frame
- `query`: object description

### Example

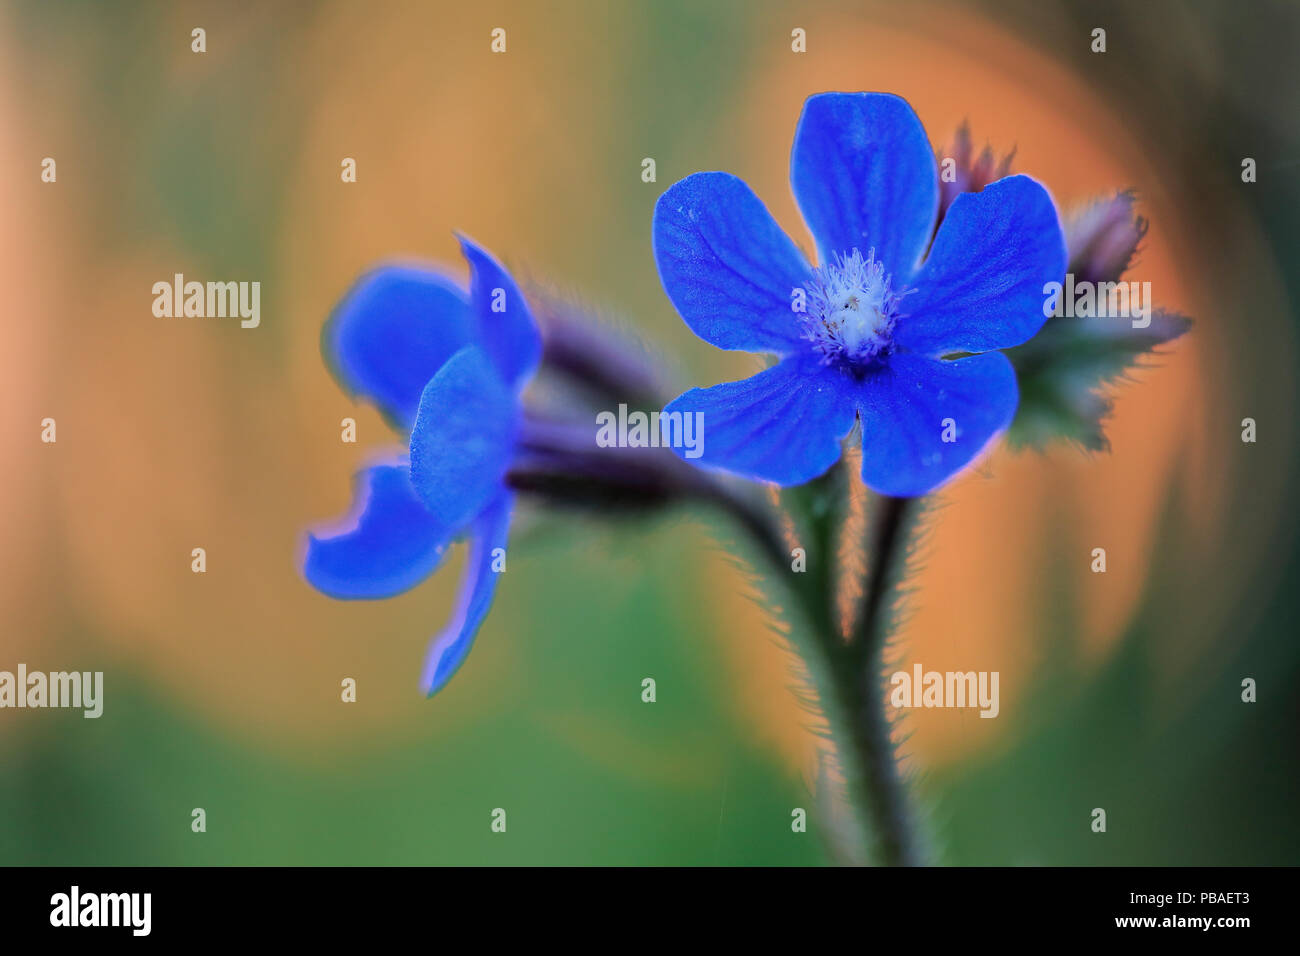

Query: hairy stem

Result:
[715,467,924,865]
[842,494,923,866]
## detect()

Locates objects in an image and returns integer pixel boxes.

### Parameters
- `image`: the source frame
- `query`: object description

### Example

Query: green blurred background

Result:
[1,0,1296,864]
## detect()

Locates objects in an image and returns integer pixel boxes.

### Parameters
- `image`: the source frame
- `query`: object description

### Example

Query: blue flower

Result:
[653,92,1066,496]
[301,236,540,696]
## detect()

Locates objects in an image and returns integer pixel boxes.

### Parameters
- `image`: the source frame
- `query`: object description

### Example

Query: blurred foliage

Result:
[1007,309,1191,451]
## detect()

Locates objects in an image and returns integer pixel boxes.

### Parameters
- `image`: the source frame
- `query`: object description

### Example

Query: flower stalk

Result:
[844,493,923,866]
[781,470,924,865]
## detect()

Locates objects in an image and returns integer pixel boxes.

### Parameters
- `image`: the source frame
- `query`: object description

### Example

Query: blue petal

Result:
[894,175,1067,356]
[857,352,1018,497]
[324,265,474,431]
[421,492,514,696]
[302,463,450,599]
[663,354,858,486]
[457,234,542,389]
[790,92,939,278]
[409,345,519,530]
[653,172,812,354]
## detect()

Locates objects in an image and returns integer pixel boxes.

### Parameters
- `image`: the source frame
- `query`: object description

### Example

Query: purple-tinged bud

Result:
[1063,191,1149,285]
[527,289,668,409]
[936,122,1016,227]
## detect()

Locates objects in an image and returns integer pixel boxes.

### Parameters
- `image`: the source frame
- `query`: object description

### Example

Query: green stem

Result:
[703,465,923,864]
[842,494,922,866]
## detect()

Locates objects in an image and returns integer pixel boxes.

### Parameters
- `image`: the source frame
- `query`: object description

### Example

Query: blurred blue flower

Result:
[654,92,1067,496]
[302,236,540,696]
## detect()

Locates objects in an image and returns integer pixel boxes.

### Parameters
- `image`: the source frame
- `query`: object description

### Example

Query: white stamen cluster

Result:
[801,248,908,367]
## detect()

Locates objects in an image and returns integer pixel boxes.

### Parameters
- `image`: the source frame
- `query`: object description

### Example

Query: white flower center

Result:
[801,248,908,367]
